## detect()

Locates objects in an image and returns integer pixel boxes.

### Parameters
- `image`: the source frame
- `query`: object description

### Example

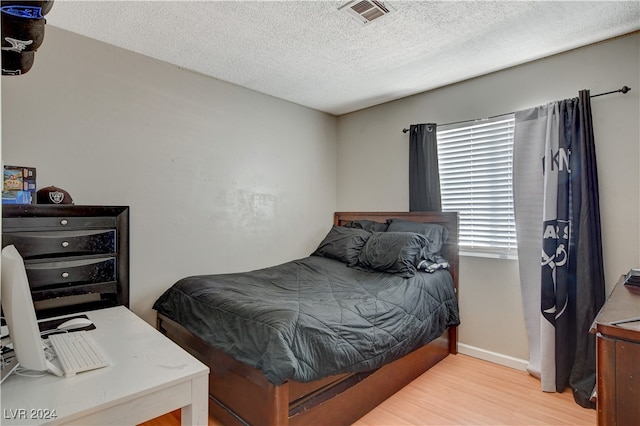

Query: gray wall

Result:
[1,27,338,324]
[337,33,640,366]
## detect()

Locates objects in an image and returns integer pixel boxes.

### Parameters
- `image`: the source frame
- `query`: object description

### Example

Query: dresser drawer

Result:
[4,230,116,259]
[3,215,116,231]
[25,257,117,289]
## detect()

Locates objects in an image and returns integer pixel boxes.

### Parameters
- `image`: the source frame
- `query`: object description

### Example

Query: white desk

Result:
[1,306,209,425]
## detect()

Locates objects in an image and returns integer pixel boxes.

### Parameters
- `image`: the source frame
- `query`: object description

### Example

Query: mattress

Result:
[153,255,459,385]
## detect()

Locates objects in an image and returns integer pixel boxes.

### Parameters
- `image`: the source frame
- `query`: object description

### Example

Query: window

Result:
[436,116,517,258]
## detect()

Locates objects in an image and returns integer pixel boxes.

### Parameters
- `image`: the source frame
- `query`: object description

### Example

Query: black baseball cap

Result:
[1,49,34,75]
[1,5,46,53]
[37,186,74,205]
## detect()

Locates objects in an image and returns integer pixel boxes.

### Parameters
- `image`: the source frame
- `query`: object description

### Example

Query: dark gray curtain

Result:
[409,123,441,211]
[513,90,605,408]
[569,89,606,407]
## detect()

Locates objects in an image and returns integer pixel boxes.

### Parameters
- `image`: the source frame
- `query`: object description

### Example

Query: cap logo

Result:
[2,37,33,53]
[49,191,65,204]
[1,6,44,20]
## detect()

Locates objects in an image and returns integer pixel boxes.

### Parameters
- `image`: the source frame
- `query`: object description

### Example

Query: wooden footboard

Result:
[157,313,451,426]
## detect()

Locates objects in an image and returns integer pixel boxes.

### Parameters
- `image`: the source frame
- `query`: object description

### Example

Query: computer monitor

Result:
[1,245,62,377]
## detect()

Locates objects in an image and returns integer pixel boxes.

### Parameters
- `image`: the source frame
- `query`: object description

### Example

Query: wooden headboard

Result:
[334,211,459,296]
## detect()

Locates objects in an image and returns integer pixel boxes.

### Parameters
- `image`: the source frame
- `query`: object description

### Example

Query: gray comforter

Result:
[153,255,459,385]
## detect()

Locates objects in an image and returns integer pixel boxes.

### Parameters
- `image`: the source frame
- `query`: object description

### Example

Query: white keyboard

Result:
[48,331,109,377]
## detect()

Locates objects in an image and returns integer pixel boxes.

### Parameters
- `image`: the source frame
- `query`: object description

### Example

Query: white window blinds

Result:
[436,116,517,258]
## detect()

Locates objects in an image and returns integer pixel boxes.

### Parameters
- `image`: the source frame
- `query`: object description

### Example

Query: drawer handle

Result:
[60,219,68,226]
[61,241,69,248]
[61,272,70,278]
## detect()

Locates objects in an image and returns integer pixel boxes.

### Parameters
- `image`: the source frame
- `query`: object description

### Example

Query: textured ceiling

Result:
[45,1,640,115]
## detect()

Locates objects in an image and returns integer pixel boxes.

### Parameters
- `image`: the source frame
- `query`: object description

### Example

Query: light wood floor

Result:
[140,354,596,426]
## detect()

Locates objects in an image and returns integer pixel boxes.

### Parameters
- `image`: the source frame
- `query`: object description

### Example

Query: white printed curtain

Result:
[512,90,605,408]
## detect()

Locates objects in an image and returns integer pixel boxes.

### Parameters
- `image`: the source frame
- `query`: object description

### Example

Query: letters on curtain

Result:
[408,123,441,211]
[513,90,605,408]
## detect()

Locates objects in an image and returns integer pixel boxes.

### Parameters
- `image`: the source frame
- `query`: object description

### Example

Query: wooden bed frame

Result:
[156,211,459,425]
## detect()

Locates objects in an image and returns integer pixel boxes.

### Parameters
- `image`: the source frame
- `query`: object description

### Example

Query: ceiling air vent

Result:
[339,0,395,25]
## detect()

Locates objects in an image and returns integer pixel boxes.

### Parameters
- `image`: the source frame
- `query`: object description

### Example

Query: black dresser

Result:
[2,205,129,318]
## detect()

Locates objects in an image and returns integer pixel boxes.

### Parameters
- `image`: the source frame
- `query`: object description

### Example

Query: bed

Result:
[154,211,459,425]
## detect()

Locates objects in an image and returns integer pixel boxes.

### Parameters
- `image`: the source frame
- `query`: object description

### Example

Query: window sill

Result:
[459,250,518,261]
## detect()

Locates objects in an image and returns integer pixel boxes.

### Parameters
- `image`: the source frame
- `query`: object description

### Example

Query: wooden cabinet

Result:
[593,277,640,426]
[2,205,129,318]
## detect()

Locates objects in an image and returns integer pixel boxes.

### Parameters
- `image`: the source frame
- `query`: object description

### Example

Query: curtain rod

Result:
[401,85,631,133]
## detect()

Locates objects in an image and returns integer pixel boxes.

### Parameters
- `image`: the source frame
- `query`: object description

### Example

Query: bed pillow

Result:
[311,226,372,265]
[343,219,388,232]
[386,219,448,257]
[355,231,427,278]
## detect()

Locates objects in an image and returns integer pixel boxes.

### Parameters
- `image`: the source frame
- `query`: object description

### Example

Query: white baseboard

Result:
[458,343,529,371]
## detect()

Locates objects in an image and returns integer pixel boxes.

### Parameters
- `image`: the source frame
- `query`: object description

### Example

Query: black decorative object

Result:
[1,49,34,75]
[624,269,640,287]
[1,1,54,15]
[1,1,53,76]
